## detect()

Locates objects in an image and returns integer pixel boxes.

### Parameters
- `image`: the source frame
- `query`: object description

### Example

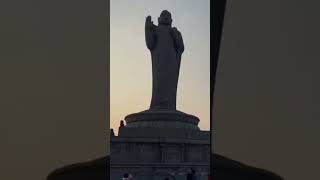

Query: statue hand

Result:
[146,16,151,23]
[145,16,156,50]
[146,16,154,27]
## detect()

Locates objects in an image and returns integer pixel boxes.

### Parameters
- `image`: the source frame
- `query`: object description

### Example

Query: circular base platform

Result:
[124,110,200,130]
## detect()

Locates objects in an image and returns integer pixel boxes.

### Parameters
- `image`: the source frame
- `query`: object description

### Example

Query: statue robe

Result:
[145,23,184,110]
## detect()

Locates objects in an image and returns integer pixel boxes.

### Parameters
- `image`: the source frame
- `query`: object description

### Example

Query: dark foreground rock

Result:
[47,154,283,180]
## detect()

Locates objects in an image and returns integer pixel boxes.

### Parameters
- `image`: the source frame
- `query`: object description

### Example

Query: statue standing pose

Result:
[145,10,184,110]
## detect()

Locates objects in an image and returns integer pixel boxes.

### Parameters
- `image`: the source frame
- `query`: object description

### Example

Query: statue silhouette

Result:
[145,10,184,110]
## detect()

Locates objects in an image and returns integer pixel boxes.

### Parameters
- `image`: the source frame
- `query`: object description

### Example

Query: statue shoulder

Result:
[170,27,181,34]
[170,27,184,53]
[170,27,183,40]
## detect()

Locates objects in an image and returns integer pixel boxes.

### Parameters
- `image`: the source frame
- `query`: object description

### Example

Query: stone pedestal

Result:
[125,110,200,130]
[110,110,209,180]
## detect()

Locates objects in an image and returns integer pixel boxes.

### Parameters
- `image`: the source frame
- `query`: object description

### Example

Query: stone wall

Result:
[110,135,210,180]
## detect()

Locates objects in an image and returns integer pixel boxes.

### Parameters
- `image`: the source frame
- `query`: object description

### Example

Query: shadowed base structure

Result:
[110,109,210,180]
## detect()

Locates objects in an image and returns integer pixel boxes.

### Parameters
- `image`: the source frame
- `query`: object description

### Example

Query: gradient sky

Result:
[110,0,210,134]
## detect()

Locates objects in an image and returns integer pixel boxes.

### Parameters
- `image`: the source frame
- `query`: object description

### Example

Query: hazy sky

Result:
[110,0,210,133]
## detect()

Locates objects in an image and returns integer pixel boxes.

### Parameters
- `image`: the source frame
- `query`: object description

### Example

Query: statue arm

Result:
[145,16,156,50]
[171,27,184,58]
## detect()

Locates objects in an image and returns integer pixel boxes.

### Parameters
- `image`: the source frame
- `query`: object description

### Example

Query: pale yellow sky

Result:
[110,0,210,134]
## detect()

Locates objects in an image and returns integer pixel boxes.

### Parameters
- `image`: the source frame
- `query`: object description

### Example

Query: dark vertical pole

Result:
[211,0,226,175]
[211,0,227,130]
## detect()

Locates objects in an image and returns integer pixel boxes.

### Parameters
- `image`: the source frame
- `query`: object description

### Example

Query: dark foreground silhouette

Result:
[47,154,283,180]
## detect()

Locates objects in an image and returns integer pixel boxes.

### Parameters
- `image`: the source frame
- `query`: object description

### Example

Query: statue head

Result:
[158,10,172,26]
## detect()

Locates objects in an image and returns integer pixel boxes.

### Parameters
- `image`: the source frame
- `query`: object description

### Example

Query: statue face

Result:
[158,10,172,26]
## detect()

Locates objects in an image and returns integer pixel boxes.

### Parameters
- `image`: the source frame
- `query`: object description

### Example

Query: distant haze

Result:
[110,0,210,133]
